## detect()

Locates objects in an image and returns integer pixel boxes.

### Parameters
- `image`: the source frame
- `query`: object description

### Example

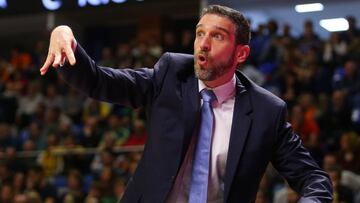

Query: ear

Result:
[235,45,250,64]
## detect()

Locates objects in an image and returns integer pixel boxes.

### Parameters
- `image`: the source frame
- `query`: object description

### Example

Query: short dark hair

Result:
[200,5,251,45]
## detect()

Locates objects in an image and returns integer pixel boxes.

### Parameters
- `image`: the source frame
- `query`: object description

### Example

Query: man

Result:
[40,5,332,203]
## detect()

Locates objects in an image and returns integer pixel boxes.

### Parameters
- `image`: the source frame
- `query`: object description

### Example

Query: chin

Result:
[195,69,216,81]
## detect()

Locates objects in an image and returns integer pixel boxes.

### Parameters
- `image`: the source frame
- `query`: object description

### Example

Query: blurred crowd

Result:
[0,15,359,203]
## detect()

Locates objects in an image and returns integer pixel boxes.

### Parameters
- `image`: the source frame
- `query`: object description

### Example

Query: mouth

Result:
[197,53,207,66]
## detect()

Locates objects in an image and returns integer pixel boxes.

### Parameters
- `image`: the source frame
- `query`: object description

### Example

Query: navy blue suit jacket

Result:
[58,45,332,203]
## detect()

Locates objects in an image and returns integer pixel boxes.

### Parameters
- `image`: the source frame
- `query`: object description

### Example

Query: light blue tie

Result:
[189,89,217,203]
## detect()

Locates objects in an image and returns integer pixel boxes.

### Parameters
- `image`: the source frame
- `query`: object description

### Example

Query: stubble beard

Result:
[194,51,236,81]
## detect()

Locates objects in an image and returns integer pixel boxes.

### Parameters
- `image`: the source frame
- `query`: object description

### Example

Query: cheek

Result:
[213,46,233,57]
[193,39,200,49]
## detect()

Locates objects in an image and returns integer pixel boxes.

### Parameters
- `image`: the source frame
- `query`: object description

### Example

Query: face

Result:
[194,14,249,87]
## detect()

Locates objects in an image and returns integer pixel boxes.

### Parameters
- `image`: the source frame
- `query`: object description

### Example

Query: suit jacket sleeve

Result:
[56,43,161,108]
[271,104,333,203]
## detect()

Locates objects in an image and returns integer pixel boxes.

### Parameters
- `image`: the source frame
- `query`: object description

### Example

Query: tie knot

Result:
[201,89,217,103]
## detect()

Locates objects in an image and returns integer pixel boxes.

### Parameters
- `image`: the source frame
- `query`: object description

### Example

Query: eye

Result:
[213,33,224,40]
[196,31,205,38]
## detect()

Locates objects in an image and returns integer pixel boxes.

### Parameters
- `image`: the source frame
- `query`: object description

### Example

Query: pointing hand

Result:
[40,25,77,75]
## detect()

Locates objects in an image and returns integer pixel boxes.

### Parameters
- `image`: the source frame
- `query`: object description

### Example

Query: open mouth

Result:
[197,53,208,65]
[198,54,206,62]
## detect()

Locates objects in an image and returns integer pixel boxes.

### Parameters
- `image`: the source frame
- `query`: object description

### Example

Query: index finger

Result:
[40,54,54,75]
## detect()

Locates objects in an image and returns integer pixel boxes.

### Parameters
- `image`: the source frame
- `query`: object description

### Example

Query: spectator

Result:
[293,93,320,147]
[339,15,360,44]
[12,171,25,195]
[333,59,360,103]
[16,81,43,126]
[98,47,116,67]
[80,116,102,148]
[62,88,84,123]
[278,71,300,109]
[113,178,126,202]
[17,121,45,150]
[337,131,360,173]
[59,135,87,174]
[84,182,102,203]
[115,43,134,68]
[318,89,352,150]
[297,20,321,54]
[273,184,300,203]
[97,166,116,203]
[43,84,64,110]
[132,41,157,68]
[179,29,194,54]
[323,32,347,68]
[162,31,178,52]
[106,113,130,146]
[259,19,280,65]
[0,182,14,203]
[0,123,16,152]
[91,148,117,175]
[60,169,84,203]
[10,47,32,72]
[123,119,147,146]
[25,165,57,202]
[4,147,26,173]
[326,165,354,203]
[97,130,117,150]
[36,132,64,177]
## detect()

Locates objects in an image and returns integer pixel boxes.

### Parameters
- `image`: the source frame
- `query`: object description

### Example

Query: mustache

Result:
[196,51,209,57]
[195,51,211,62]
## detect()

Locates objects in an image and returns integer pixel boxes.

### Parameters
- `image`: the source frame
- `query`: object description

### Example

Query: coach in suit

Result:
[40,5,332,203]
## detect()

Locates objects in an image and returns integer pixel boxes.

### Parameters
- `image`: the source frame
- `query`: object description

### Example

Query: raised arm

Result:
[40,25,155,108]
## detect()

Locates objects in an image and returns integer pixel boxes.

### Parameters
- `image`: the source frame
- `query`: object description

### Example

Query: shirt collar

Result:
[198,74,236,105]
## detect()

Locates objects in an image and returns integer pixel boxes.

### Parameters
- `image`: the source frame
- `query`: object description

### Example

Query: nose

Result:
[199,36,211,51]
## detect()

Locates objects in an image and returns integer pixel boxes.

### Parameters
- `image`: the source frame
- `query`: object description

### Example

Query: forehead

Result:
[197,14,236,33]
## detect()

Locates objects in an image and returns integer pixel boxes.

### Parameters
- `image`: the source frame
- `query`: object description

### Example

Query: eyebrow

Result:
[196,24,231,36]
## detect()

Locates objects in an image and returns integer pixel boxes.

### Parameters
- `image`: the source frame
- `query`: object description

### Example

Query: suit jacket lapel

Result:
[224,75,253,201]
[180,74,200,167]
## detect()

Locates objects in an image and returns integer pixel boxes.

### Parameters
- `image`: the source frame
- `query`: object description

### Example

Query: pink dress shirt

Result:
[166,75,236,203]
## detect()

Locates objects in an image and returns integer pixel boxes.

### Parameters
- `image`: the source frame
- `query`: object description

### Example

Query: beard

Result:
[194,50,236,81]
